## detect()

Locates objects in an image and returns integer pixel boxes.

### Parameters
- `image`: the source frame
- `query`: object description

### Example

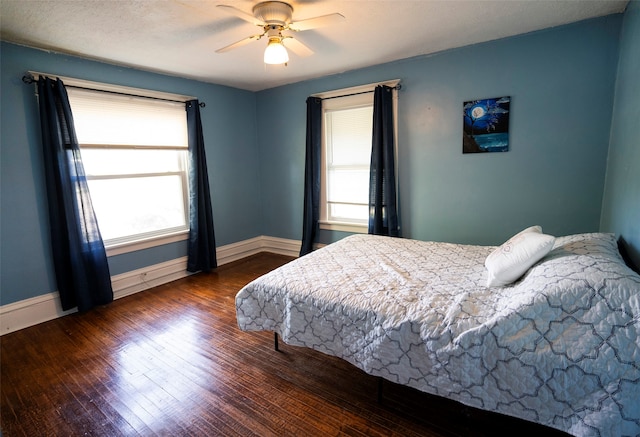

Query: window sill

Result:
[319,221,368,234]
[105,230,189,257]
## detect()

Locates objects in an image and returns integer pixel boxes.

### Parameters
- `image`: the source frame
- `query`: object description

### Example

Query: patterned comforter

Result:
[235,233,640,436]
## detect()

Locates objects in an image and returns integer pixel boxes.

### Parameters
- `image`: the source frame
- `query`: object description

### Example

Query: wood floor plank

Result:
[1,252,570,437]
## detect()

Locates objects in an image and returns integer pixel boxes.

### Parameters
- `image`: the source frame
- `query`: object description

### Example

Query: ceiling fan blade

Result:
[216,34,262,53]
[217,4,263,26]
[283,37,314,57]
[289,13,345,31]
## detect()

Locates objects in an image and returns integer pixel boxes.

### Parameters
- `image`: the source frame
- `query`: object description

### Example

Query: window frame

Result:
[314,80,400,233]
[31,72,196,256]
[79,145,190,255]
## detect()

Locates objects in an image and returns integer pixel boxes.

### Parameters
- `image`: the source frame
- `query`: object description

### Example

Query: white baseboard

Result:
[0,235,301,336]
[213,235,301,264]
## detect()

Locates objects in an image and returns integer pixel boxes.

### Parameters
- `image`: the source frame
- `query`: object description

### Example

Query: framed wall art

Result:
[463,96,510,153]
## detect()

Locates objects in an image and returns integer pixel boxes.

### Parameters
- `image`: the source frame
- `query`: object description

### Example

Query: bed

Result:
[235,230,640,436]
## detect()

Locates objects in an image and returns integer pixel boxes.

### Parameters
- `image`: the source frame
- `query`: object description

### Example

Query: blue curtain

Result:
[369,85,400,237]
[299,97,323,256]
[186,100,217,272]
[37,77,113,312]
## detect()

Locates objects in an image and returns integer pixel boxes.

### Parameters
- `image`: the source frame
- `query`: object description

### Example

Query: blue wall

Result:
[256,15,623,246]
[0,42,262,305]
[2,9,638,307]
[601,0,640,269]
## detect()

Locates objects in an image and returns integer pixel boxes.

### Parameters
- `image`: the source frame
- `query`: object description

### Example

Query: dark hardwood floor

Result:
[1,253,569,437]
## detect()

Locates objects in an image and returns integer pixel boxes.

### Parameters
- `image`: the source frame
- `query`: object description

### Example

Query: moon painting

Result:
[463,96,510,153]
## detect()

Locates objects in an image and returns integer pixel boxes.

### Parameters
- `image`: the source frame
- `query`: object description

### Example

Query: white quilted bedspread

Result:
[236,233,640,436]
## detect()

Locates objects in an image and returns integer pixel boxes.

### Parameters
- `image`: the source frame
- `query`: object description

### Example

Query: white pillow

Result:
[485,226,555,287]
[514,225,542,236]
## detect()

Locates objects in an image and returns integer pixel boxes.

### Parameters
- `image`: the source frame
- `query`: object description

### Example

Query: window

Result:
[322,93,373,229]
[318,81,399,233]
[65,85,192,253]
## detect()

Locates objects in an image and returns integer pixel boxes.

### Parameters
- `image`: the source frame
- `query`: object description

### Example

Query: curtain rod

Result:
[21,73,205,108]
[319,84,402,101]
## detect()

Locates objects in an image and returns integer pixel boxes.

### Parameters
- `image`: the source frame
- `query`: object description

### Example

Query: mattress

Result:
[236,233,640,436]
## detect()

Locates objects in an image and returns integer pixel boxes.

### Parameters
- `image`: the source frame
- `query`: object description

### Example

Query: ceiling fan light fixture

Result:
[264,38,289,64]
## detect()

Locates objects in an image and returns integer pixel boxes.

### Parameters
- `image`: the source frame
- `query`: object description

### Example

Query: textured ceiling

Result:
[0,0,629,91]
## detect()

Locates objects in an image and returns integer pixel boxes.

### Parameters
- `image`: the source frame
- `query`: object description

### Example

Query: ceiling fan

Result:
[216,1,345,64]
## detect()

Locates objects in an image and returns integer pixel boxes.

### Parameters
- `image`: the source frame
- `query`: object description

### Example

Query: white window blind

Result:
[68,88,188,148]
